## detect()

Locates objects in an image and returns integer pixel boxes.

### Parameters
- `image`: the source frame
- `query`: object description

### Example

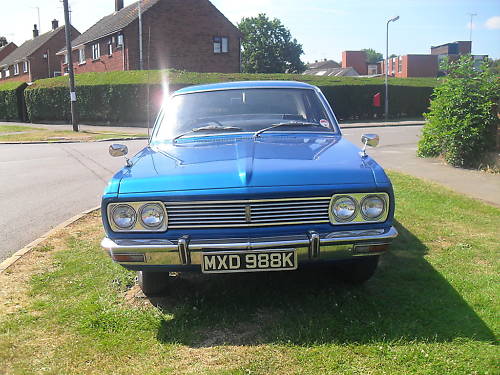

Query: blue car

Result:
[101,81,398,295]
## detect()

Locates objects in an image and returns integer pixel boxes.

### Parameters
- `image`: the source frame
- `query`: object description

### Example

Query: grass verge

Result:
[0,172,498,374]
[0,124,147,142]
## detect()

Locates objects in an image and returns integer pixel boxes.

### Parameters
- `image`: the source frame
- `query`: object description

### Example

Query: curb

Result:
[0,206,100,274]
[0,137,148,145]
[340,122,425,129]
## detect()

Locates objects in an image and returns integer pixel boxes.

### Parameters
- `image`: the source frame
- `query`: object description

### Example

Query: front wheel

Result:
[337,256,379,284]
[137,271,170,295]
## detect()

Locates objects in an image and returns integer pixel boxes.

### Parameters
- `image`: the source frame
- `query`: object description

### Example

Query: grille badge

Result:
[245,205,252,223]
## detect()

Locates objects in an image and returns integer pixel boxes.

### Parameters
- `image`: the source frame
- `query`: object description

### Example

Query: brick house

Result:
[58,0,241,74]
[0,21,80,83]
[0,42,18,63]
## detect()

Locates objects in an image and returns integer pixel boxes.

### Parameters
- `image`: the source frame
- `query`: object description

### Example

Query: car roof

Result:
[174,80,317,95]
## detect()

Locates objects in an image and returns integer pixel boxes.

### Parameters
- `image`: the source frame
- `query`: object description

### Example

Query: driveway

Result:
[0,140,147,262]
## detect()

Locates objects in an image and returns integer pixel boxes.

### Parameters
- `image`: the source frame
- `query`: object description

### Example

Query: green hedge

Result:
[24,70,438,123]
[0,81,28,121]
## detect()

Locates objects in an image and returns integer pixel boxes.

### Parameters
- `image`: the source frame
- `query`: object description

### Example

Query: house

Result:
[378,54,438,78]
[0,21,80,82]
[0,42,18,63]
[57,0,242,74]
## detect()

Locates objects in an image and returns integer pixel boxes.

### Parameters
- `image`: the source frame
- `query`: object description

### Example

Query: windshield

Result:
[152,88,336,142]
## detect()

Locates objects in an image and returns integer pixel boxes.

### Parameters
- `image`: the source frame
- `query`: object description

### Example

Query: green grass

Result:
[0,172,498,374]
[0,81,25,91]
[0,124,147,142]
[29,70,439,89]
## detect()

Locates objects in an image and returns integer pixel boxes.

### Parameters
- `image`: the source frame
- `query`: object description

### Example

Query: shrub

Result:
[24,70,437,124]
[418,56,500,168]
[0,81,28,121]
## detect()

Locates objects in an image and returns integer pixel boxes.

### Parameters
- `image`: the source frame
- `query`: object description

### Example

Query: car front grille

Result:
[165,197,332,228]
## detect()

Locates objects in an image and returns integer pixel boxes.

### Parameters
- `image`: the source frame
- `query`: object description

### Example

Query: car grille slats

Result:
[165,197,331,228]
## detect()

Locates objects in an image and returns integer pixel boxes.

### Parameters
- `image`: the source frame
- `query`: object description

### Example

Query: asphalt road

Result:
[0,140,147,262]
[1,125,499,263]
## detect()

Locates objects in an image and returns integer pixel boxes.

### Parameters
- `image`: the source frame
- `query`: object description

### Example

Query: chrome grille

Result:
[165,197,331,228]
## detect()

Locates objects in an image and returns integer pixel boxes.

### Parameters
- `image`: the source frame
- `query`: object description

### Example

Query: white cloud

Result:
[485,16,500,30]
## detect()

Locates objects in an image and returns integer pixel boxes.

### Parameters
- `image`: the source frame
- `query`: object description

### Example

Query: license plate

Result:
[201,249,297,274]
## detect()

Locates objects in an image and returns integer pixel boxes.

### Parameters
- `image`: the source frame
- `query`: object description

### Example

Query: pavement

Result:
[0,120,498,263]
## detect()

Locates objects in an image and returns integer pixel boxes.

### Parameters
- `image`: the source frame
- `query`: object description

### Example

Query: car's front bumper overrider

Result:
[101,227,398,270]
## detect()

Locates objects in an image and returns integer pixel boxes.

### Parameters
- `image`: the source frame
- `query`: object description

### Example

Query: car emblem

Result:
[245,205,252,223]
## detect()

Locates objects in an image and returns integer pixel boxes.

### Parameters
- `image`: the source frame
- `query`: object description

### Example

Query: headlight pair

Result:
[108,202,167,232]
[330,193,388,224]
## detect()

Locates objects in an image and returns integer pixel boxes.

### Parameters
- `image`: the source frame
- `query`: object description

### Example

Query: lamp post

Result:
[385,15,399,122]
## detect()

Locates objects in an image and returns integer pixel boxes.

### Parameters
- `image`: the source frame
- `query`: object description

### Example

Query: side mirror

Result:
[109,144,128,157]
[361,134,379,148]
[360,134,379,158]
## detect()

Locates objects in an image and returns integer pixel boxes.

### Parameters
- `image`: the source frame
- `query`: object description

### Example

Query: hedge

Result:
[24,70,438,124]
[0,81,28,121]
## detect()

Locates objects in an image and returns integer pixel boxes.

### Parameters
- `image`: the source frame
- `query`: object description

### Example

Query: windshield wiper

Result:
[172,125,243,143]
[253,121,326,138]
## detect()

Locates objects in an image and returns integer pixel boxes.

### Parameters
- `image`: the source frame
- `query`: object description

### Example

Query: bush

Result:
[418,56,500,168]
[0,81,28,121]
[24,70,438,124]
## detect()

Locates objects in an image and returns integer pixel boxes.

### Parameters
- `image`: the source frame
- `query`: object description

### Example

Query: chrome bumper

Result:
[101,227,398,269]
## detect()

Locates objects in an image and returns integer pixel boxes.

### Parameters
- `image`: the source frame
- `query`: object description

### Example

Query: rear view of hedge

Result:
[24,70,437,124]
[0,81,28,121]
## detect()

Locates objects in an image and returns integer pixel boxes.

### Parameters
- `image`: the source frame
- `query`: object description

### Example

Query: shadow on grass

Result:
[151,221,495,347]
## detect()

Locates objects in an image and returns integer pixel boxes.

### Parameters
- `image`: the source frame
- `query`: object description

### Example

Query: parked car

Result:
[101,81,398,295]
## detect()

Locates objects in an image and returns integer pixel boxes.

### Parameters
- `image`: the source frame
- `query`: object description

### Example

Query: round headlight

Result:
[140,203,165,228]
[332,196,357,222]
[112,205,136,229]
[361,195,385,220]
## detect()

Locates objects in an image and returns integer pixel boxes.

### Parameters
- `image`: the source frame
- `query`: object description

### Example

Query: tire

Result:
[137,271,170,295]
[337,256,379,284]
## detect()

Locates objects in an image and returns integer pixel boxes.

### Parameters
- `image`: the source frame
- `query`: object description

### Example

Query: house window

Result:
[92,43,100,60]
[117,34,124,48]
[398,57,402,73]
[79,47,86,64]
[213,36,229,53]
[64,53,68,64]
[108,42,113,56]
[13,63,19,75]
[23,61,28,73]
[5,68,10,77]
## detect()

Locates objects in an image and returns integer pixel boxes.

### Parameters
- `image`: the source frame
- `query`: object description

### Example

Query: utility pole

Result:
[385,15,399,122]
[138,1,144,70]
[63,0,78,132]
[467,12,477,50]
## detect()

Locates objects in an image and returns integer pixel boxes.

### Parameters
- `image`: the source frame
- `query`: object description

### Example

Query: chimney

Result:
[51,19,59,30]
[33,24,39,38]
[115,0,124,11]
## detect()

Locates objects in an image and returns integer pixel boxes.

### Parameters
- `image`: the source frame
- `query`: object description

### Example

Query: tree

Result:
[488,58,500,76]
[238,14,306,74]
[0,36,8,47]
[417,56,500,168]
[361,48,383,64]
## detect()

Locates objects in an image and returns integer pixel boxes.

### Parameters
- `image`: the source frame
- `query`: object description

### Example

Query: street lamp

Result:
[385,15,399,122]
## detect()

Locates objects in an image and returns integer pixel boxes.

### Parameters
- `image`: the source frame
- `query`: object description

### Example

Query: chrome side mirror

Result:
[109,144,132,167]
[109,144,128,157]
[360,134,379,158]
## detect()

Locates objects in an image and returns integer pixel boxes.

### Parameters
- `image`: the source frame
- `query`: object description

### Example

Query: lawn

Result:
[0,124,147,142]
[0,172,498,375]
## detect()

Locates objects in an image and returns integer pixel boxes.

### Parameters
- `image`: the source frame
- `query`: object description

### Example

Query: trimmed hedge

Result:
[0,81,28,121]
[24,70,438,123]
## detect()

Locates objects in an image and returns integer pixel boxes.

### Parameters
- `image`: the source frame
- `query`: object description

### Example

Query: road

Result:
[0,140,147,262]
[1,125,499,262]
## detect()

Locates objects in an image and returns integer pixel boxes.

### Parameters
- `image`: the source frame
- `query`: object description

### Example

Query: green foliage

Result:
[0,36,7,47]
[0,81,27,121]
[488,58,500,76]
[361,48,383,64]
[418,56,500,168]
[238,14,306,74]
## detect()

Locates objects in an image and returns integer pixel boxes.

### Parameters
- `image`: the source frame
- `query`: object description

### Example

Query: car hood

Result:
[116,135,377,194]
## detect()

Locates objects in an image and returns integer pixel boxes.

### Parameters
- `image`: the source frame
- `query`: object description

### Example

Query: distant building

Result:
[0,21,80,82]
[342,51,368,75]
[303,59,358,76]
[57,0,242,75]
[0,42,18,63]
[378,54,438,78]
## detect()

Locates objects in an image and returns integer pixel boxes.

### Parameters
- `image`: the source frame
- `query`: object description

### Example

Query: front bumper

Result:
[101,227,398,271]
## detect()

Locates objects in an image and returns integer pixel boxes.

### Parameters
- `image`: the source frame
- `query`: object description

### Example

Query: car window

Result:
[152,88,335,141]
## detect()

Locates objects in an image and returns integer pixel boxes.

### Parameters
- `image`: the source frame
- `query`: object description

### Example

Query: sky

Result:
[2,0,499,62]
